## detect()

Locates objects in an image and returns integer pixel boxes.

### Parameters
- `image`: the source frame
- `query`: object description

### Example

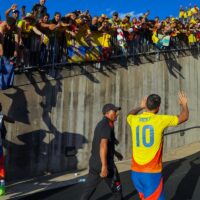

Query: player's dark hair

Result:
[146,94,161,110]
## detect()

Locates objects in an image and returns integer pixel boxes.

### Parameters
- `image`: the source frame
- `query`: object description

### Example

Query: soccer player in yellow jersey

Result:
[127,92,189,200]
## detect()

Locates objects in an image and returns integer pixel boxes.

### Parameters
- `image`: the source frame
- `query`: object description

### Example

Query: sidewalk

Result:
[2,141,200,200]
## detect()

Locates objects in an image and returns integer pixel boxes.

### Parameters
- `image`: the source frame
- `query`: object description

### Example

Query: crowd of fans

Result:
[0,0,200,69]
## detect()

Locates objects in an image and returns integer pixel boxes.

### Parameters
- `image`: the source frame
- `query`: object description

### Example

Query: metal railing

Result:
[3,31,200,72]
[164,126,200,136]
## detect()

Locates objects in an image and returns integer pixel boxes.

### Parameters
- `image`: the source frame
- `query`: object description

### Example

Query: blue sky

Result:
[0,0,199,20]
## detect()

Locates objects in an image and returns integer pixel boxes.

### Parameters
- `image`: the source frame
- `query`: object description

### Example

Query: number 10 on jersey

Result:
[136,125,154,147]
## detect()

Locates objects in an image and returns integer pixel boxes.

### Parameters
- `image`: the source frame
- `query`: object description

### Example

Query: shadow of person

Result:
[4,86,30,124]
[2,69,88,199]
[3,129,87,182]
[3,129,49,181]
[93,170,138,200]
[24,71,62,113]
[47,130,88,173]
[164,52,184,79]
[163,158,186,183]
[171,155,200,200]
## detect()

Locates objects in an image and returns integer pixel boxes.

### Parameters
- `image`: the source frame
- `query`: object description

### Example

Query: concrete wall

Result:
[1,51,200,181]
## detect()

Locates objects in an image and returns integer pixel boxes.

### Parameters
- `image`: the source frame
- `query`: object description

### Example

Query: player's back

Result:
[127,112,178,172]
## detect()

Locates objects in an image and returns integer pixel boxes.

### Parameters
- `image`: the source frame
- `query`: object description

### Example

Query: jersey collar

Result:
[142,112,156,116]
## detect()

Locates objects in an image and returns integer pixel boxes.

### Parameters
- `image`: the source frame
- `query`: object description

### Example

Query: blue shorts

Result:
[131,171,165,200]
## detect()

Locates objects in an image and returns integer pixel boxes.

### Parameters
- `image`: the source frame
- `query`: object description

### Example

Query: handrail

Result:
[164,126,200,136]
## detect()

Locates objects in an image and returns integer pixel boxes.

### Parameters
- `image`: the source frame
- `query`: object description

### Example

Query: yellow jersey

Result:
[179,10,185,18]
[127,112,178,173]
[17,20,34,33]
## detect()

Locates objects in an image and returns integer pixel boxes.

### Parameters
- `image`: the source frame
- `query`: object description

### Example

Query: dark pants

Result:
[80,165,122,200]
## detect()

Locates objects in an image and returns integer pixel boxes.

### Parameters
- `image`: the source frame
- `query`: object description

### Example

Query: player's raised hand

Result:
[140,96,147,109]
[11,4,17,10]
[178,91,188,106]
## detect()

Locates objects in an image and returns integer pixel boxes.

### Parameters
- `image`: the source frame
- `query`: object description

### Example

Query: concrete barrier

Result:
[0,50,200,181]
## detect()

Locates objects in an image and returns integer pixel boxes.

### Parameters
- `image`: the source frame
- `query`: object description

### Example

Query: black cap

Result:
[102,103,121,114]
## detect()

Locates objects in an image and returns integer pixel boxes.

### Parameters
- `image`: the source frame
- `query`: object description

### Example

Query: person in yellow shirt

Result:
[127,92,189,200]
[187,7,192,23]
[191,4,199,15]
[190,16,197,25]
[18,13,47,49]
[109,12,121,30]
[179,6,185,24]
[17,13,48,68]
[191,4,199,20]
[184,8,188,24]
[120,15,131,32]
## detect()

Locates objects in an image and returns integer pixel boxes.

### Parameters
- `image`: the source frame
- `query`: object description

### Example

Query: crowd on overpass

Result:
[0,0,200,70]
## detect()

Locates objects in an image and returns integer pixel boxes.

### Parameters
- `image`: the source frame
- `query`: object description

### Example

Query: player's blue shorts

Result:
[131,171,165,200]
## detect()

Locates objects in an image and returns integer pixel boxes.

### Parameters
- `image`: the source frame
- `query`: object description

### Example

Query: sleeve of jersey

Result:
[166,115,179,127]
[127,114,134,125]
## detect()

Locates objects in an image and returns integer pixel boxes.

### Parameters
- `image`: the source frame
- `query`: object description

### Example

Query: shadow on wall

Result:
[3,71,88,181]
[4,130,87,181]
[24,71,62,113]
[164,52,185,79]
[79,65,100,83]
[4,87,30,124]
[190,47,200,60]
